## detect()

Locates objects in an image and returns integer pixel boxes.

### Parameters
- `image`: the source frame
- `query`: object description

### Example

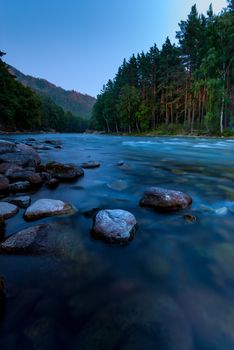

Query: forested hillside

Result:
[0,52,88,132]
[9,66,96,120]
[92,1,234,135]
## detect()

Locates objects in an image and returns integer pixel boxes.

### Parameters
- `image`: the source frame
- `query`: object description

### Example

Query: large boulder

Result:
[6,170,42,186]
[0,222,79,255]
[0,163,23,175]
[24,198,76,221]
[139,187,192,212]
[45,161,84,181]
[0,202,19,219]
[0,223,58,254]
[0,175,9,195]
[92,209,137,243]
[0,140,40,167]
[0,140,15,153]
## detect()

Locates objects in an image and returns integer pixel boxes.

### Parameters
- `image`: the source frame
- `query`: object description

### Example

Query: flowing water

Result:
[0,134,234,350]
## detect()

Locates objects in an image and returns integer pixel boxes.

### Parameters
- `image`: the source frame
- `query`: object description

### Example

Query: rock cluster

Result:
[0,140,85,197]
[0,138,195,253]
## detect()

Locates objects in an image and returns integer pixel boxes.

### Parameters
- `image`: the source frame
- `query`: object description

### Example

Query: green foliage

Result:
[92,1,234,135]
[0,55,88,132]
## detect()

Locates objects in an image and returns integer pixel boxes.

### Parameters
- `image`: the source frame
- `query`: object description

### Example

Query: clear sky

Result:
[1,0,227,97]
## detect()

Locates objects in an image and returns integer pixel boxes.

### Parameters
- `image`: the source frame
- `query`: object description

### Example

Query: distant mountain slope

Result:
[9,66,96,119]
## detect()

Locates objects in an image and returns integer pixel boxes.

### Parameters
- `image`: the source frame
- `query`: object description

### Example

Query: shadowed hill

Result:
[9,66,96,120]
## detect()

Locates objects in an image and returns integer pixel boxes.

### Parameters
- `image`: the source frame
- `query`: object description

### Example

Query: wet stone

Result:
[92,209,137,243]
[24,198,76,221]
[0,202,19,219]
[6,170,42,186]
[81,161,100,169]
[6,196,31,209]
[47,178,59,189]
[140,187,192,212]
[45,161,84,181]
[184,214,197,223]
[9,181,31,193]
[0,223,58,254]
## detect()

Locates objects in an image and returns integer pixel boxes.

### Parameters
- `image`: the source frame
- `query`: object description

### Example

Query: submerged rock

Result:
[0,202,19,219]
[184,214,197,223]
[107,179,129,191]
[45,161,84,181]
[92,209,137,243]
[139,187,192,212]
[24,198,76,221]
[74,292,193,350]
[81,161,100,169]
[117,160,125,166]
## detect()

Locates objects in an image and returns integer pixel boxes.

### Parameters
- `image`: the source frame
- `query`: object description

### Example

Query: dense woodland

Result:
[0,52,88,132]
[92,1,234,135]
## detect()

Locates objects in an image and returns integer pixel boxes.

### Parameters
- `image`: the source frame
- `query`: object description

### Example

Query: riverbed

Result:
[0,134,234,350]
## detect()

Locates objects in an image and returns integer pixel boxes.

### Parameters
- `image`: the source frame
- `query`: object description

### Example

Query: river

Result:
[0,134,234,349]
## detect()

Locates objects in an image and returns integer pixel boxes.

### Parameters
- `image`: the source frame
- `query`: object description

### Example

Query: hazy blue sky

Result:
[1,0,227,97]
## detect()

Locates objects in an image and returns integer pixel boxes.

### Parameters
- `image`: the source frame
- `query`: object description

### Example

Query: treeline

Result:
[92,1,234,134]
[0,52,88,132]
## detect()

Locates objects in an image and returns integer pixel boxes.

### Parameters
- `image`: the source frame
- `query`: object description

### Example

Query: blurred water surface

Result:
[0,134,234,350]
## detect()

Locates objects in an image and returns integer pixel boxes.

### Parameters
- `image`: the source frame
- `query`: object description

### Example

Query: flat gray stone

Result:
[92,209,137,243]
[24,198,76,221]
[0,202,19,219]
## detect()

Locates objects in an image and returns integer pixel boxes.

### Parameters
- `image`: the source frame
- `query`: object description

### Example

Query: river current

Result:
[0,134,234,350]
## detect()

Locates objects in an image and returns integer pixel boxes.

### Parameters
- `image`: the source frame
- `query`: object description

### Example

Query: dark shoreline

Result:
[1,130,234,139]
